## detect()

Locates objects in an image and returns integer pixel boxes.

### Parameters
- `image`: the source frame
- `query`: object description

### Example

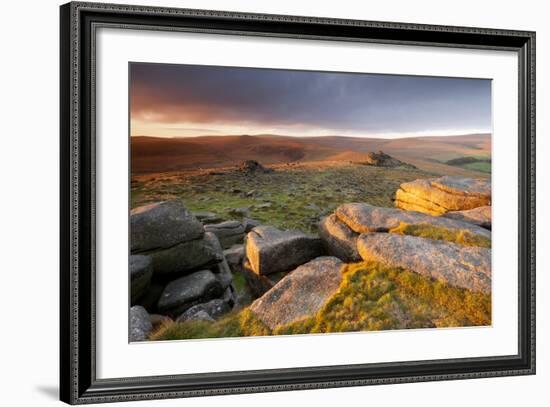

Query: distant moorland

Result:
[131,133,491,177]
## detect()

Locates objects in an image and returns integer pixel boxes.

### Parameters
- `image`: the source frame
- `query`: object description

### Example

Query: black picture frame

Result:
[60,1,536,404]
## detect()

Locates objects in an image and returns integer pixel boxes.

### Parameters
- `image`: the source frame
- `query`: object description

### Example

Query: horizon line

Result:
[130,132,492,141]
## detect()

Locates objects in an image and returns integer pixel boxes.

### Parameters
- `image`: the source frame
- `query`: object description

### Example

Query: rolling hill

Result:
[131,133,491,177]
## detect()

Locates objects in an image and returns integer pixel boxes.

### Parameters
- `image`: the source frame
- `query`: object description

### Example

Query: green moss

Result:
[389,222,491,248]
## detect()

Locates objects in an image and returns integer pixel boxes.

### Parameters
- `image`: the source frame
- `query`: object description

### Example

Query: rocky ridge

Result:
[395,176,491,215]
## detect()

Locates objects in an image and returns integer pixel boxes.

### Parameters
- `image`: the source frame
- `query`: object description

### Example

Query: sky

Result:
[130,63,492,139]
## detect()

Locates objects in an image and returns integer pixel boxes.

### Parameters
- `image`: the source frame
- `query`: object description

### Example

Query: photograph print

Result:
[129,63,492,342]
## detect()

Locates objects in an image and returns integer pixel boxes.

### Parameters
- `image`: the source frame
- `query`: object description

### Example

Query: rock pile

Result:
[357,151,416,169]
[238,160,274,174]
[319,203,490,263]
[129,200,240,337]
[129,199,334,337]
[395,176,491,216]
[316,186,492,295]
[131,201,222,276]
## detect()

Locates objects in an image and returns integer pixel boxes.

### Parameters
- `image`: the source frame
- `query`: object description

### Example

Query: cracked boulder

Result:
[318,214,361,262]
[205,220,246,249]
[357,233,491,294]
[245,225,324,275]
[395,176,491,215]
[131,200,223,275]
[335,203,490,240]
[130,200,204,252]
[147,235,223,276]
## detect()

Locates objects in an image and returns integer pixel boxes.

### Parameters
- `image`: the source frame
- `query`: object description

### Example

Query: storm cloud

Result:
[130,62,491,137]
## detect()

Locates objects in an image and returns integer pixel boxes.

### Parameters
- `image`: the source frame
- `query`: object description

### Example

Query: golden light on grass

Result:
[149,260,491,341]
[389,222,491,248]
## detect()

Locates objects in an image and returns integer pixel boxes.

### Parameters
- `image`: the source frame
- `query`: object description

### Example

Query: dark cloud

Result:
[130,62,491,134]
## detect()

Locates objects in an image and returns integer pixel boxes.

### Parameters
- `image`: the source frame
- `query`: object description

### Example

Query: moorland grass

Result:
[131,165,433,233]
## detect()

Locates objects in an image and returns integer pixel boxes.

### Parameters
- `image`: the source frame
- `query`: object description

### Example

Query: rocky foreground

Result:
[129,175,492,341]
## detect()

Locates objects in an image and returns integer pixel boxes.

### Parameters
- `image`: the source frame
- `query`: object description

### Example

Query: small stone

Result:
[157,270,224,316]
[204,221,245,249]
[243,218,261,233]
[254,202,272,209]
[129,306,153,342]
[228,207,250,217]
[304,203,320,211]
[176,299,230,322]
[193,211,222,224]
